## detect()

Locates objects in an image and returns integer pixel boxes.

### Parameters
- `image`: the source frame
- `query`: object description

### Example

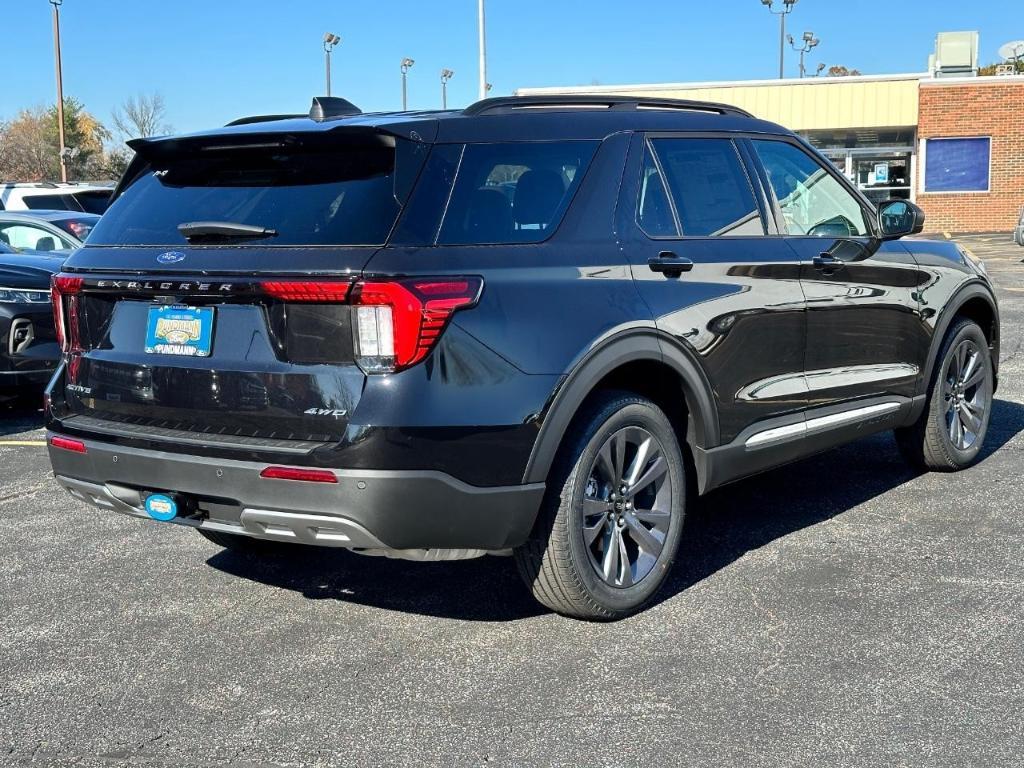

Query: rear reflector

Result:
[262,281,351,302]
[259,466,338,483]
[50,435,87,453]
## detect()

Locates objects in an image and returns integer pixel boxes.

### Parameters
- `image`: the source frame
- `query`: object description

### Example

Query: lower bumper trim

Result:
[49,433,545,550]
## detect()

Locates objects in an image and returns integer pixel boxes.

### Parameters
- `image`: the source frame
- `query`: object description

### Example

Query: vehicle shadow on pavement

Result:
[0,401,45,437]
[209,398,1024,622]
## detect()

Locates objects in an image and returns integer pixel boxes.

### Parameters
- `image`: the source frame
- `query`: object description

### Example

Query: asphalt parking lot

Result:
[2,234,1023,768]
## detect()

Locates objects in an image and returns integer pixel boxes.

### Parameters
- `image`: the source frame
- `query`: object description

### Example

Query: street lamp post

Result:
[760,0,798,79]
[400,58,415,111]
[788,30,820,78]
[50,0,67,183]
[478,0,488,101]
[323,33,341,96]
[440,69,454,109]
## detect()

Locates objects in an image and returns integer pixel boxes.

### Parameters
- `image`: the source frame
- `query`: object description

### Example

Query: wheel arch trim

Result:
[522,328,719,485]
[922,281,1000,394]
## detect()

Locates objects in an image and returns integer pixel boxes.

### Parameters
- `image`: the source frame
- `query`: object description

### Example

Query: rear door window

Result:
[0,222,74,251]
[88,138,424,247]
[648,138,765,237]
[437,141,598,245]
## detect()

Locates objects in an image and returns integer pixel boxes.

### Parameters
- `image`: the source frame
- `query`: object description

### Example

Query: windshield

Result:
[88,138,424,247]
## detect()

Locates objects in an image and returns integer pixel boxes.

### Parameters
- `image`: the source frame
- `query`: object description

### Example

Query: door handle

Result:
[648,251,694,276]
[812,253,845,271]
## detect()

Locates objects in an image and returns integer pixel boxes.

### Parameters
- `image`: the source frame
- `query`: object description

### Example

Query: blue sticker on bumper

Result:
[144,494,178,522]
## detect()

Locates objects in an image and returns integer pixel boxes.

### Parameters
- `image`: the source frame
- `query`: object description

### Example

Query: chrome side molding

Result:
[745,401,902,449]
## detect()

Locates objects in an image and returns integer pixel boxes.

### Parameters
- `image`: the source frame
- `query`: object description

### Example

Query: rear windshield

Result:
[88,139,424,247]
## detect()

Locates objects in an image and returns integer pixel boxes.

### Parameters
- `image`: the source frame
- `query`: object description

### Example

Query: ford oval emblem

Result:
[157,251,186,264]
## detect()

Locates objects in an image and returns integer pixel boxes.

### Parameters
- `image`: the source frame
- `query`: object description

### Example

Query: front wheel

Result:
[515,391,686,620]
[896,318,993,471]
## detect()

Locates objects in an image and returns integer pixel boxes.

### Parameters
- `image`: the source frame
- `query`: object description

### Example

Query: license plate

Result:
[145,305,214,357]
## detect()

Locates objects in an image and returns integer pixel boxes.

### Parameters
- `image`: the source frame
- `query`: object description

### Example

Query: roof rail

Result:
[463,94,754,118]
[224,114,305,127]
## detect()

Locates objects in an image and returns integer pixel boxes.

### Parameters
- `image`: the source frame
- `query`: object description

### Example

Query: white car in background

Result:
[0,182,113,214]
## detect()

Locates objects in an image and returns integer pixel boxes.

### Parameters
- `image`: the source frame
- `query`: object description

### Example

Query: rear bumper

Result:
[48,433,545,551]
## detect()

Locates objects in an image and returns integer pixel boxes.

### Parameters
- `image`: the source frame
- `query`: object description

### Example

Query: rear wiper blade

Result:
[177,221,278,240]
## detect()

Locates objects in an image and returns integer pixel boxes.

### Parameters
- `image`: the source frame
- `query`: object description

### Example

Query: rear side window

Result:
[72,190,112,214]
[24,194,84,211]
[649,138,764,237]
[88,138,425,247]
[438,141,598,245]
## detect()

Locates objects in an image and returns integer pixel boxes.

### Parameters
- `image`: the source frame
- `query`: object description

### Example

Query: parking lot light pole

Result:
[440,69,454,109]
[760,0,798,79]
[50,0,67,183]
[323,33,341,96]
[478,0,487,100]
[401,58,415,111]
[789,30,820,78]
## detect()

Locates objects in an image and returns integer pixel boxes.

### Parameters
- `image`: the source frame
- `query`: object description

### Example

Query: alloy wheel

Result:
[581,426,672,588]
[943,338,989,451]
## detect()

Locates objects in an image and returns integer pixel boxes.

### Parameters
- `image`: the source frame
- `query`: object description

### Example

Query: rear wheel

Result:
[896,318,993,471]
[514,391,686,620]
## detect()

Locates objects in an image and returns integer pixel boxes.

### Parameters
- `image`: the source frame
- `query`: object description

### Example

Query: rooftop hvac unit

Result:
[933,31,979,77]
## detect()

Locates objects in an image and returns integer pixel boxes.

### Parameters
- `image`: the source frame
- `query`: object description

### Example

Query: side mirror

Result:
[877,199,925,240]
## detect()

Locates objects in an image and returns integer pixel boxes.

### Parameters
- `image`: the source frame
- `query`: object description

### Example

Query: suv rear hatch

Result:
[51,127,431,450]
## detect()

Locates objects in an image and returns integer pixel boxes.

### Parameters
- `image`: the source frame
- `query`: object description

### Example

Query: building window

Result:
[923,137,991,193]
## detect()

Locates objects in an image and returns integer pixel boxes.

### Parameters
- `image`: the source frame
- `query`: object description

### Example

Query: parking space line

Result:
[0,440,46,447]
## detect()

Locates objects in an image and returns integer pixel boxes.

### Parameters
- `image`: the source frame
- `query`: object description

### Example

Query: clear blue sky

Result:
[2,0,1019,136]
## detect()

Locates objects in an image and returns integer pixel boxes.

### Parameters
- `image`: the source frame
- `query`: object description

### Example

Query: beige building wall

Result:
[516,73,922,131]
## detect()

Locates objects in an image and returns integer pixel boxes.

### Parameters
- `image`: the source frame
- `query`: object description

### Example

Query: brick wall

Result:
[917,79,1024,233]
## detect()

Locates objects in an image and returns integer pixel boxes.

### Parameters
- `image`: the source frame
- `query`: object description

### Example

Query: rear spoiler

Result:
[112,120,438,206]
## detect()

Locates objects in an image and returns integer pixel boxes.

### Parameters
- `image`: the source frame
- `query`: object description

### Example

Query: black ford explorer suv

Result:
[46,95,1000,620]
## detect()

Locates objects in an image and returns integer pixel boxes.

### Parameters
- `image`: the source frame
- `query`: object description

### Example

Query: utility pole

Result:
[323,33,341,96]
[50,0,67,183]
[760,0,798,79]
[441,69,454,109]
[401,58,415,111]
[478,0,488,100]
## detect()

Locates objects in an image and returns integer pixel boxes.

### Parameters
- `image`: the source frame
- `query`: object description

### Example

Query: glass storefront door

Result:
[805,128,916,205]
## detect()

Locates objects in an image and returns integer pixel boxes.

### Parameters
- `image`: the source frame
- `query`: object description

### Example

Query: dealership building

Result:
[517,45,1024,233]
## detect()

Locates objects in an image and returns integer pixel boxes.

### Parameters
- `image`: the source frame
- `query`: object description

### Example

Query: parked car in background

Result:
[0,211,99,252]
[0,241,63,404]
[0,182,113,214]
[44,95,1000,619]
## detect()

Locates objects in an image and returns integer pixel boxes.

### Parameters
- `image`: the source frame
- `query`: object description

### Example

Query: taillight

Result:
[260,466,338,483]
[49,435,87,453]
[261,281,351,302]
[51,275,83,353]
[350,277,482,373]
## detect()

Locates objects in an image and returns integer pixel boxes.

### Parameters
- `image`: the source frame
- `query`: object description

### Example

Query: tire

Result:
[514,391,686,620]
[196,528,300,555]
[895,318,993,472]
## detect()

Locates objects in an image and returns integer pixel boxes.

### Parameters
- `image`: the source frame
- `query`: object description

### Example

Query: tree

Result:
[106,93,171,181]
[0,108,53,181]
[827,65,862,77]
[111,93,170,141]
[0,98,110,182]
